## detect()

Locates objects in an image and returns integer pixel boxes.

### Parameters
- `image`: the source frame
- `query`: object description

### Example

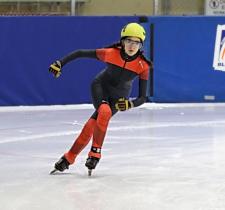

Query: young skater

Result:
[49,22,152,175]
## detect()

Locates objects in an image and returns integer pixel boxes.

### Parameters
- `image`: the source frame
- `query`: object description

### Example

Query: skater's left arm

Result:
[115,61,149,111]
[130,62,150,108]
[115,79,148,111]
[130,78,148,107]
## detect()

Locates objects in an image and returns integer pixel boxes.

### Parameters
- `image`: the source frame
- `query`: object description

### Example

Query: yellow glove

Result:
[49,60,62,78]
[115,98,134,111]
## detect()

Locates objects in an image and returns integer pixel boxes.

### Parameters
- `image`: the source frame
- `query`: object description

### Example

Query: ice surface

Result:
[1,103,225,210]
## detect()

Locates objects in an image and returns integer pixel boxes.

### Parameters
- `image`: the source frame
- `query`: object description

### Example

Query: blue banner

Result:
[0,16,138,105]
[149,16,225,102]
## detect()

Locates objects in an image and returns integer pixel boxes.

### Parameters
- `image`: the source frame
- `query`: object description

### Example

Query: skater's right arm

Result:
[59,50,97,66]
[49,50,97,77]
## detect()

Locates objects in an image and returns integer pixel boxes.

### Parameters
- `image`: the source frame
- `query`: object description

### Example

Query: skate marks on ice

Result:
[1,104,225,209]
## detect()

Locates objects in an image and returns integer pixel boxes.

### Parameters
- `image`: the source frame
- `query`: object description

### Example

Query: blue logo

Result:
[213,25,225,71]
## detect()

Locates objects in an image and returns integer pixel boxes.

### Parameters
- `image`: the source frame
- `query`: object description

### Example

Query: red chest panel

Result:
[96,48,149,80]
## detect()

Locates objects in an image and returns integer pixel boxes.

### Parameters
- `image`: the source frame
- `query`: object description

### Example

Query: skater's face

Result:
[123,36,142,56]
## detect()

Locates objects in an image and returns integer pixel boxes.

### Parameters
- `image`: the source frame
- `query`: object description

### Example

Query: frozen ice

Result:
[1,103,225,210]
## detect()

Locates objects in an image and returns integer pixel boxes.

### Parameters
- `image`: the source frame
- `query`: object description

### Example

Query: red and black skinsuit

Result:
[59,46,151,164]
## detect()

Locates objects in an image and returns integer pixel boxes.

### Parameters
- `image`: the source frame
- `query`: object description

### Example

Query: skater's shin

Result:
[67,118,96,162]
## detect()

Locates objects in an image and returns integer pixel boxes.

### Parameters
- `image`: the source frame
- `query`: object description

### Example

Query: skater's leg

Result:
[64,117,97,164]
[51,115,97,174]
[88,103,112,159]
[85,79,114,172]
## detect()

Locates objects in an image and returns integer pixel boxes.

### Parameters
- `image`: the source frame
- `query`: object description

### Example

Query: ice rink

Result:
[1,103,225,210]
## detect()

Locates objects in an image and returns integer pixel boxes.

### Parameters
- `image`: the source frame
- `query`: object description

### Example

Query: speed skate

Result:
[49,156,99,176]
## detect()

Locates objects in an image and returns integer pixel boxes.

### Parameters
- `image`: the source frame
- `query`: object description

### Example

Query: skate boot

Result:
[50,156,70,174]
[85,146,101,176]
[85,157,100,176]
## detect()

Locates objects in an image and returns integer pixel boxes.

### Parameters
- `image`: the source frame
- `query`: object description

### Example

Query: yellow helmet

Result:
[121,23,146,42]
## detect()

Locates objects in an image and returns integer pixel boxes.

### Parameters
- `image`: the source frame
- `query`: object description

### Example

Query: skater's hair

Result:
[140,53,153,67]
[104,42,121,49]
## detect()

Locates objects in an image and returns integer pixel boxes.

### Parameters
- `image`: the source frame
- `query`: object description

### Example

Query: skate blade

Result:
[88,169,92,176]
[49,169,58,175]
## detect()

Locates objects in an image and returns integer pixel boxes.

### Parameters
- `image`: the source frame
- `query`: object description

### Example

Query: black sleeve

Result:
[131,79,147,107]
[59,50,97,66]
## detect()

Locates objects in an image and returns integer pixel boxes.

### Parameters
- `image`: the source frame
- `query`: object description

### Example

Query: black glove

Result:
[49,60,62,78]
[115,98,134,111]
